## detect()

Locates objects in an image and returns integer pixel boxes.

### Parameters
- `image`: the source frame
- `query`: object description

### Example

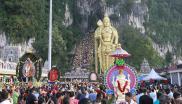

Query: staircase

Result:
[72,33,94,69]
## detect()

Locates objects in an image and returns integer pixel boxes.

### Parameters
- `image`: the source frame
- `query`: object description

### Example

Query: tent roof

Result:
[143,69,167,80]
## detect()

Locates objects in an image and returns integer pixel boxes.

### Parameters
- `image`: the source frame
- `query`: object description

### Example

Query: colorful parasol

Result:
[110,47,130,58]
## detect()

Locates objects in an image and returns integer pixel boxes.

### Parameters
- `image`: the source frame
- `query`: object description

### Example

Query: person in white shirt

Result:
[149,89,157,102]
[168,91,173,99]
[166,88,173,99]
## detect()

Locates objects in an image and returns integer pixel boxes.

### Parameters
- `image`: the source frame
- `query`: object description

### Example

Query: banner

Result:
[48,68,59,82]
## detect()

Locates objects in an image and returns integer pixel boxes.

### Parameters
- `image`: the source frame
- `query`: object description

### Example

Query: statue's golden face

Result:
[103,17,111,27]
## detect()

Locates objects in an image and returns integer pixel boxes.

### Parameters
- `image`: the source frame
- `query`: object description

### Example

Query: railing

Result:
[0,59,17,75]
[0,59,16,68]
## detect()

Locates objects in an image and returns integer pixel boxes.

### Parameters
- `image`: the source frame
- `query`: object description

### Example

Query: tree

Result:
[121,25,164,70]
[33,24,68,72]
[0,0,48,42]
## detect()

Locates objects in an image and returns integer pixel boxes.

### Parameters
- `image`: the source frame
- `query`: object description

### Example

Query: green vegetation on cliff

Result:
[0,0,47,42]
[145,0,182,56]
[0,0,181,71]
[121,26,165,69]
[0,0,81,72]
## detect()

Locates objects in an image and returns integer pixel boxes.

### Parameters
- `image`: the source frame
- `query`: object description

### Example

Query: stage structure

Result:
[16,53,43,82]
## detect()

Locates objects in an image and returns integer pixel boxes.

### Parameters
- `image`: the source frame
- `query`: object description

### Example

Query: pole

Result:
[48,0,52,71]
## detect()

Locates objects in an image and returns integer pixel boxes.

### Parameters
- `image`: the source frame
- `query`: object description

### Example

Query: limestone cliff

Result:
[71,0,181,62]
[1,0,182,70]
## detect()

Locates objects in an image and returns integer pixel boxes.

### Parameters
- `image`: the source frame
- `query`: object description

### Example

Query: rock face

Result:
[0,32,6,48]
[0,33,35,63]
[74,0,105,33]
[71,0,147,36]
[73,0,178,59]
[74,0,148,31]
[128,0,148,34]
[71,0,154,69]
[1,0,181,69]
[63,4,73,27]
[152,41,173,58]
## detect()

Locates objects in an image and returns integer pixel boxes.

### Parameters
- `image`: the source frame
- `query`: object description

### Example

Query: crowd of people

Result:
[0,81,182,104]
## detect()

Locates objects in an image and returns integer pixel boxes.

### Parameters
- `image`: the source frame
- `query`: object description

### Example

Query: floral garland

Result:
[117,80,128,93]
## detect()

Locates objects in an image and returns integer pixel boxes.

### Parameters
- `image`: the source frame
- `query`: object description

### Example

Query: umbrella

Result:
[110,48,130,58]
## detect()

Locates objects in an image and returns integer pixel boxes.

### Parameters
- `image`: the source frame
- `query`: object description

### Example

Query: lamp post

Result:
[48,0,52,71]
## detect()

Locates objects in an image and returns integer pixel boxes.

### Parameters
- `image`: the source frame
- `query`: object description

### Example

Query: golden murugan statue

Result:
[94,14,119,73]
